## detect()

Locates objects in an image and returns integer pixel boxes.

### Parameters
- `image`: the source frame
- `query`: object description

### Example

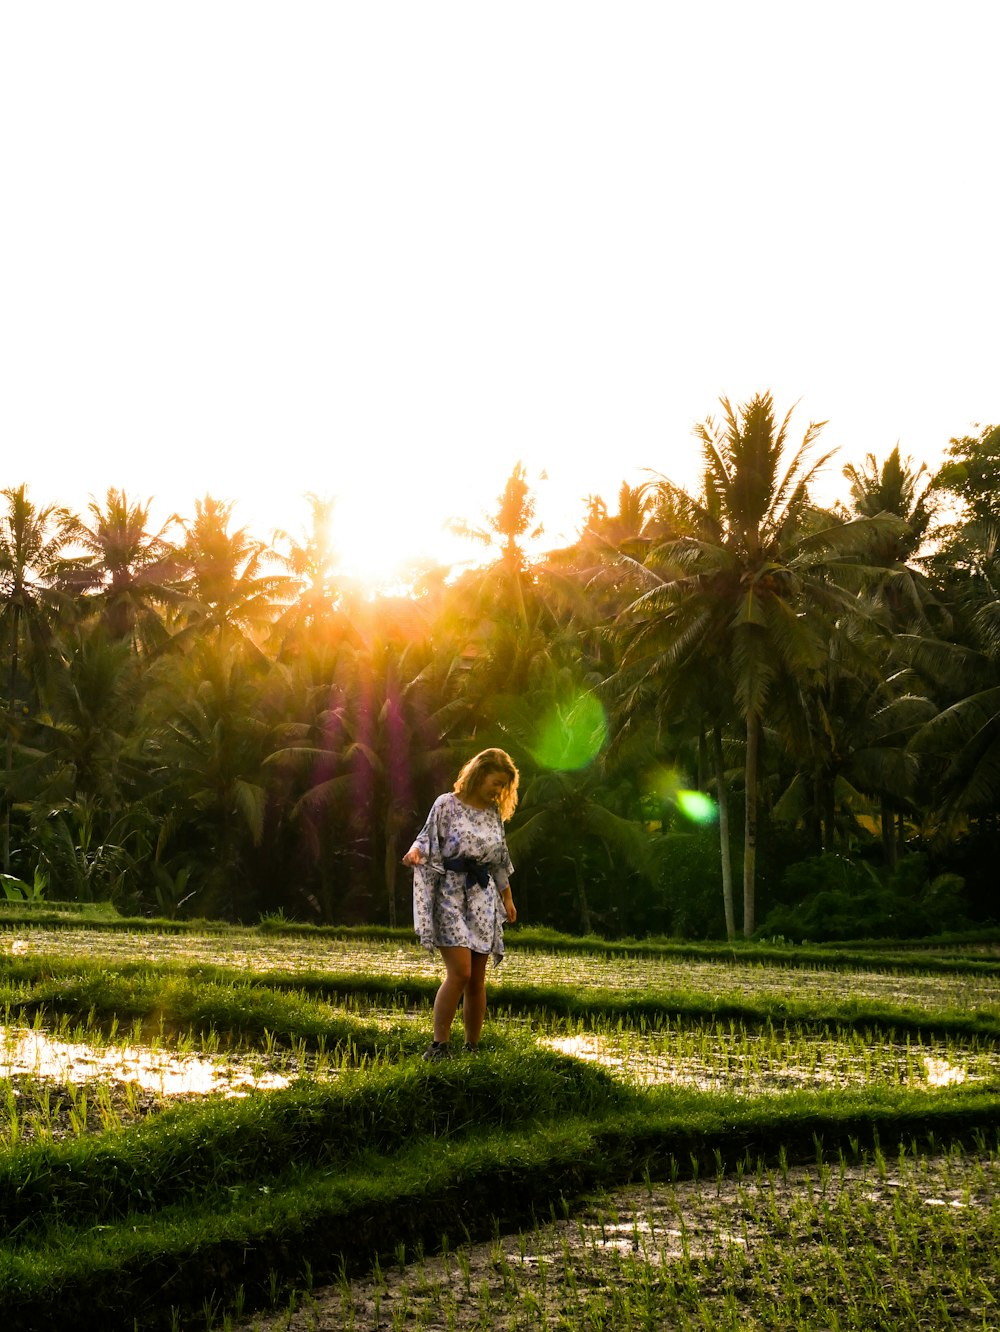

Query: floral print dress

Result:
[410,793,514,965]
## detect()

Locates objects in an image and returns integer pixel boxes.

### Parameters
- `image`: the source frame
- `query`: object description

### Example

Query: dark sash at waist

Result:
[442,856,491,889]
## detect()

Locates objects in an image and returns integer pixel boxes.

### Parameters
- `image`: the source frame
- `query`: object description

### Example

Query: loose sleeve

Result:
[491,810,513,892]
[410,795,449,954]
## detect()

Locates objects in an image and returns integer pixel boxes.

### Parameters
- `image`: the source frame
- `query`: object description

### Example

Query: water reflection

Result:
[542,1032,981,1093]
[923,1055,967,1087]
[0,1026,291,1097]
[8,927,1000,1017]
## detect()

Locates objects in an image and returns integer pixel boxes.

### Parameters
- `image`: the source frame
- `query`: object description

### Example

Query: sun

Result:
[326,493,479,593]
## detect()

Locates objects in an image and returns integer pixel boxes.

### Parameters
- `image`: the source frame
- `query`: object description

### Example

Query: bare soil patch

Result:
[236,1152,1000,1330]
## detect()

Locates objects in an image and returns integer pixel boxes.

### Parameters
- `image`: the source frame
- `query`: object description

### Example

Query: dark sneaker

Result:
[421,1041,451,1061]
[462,1042,481,1055]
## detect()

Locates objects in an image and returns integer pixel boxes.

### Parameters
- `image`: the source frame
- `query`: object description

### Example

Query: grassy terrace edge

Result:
[2,909,1000,975]
[5,954,1000,1047]
[2,1072,1000,1331]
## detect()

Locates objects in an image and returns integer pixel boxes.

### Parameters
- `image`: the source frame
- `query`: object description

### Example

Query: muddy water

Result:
[5,928,1000,1016]
[233,1152,1000,1331]
[538,1029,1000,1092]
[0,1025,291,1097]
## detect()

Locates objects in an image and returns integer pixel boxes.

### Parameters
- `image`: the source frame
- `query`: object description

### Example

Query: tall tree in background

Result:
[908,520,1000,824]
[0,485,80,871]
[177,497,292,647]
[450,461,543,631]
[272,493,341,646]
[69,490,182,650]
[618,393,901,936]
[932,423,1000,530]
[840,445,940,631]
[144,639,273,919]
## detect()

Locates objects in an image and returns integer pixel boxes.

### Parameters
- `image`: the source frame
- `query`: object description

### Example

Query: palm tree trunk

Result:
[823,777,836,853]
[4,603,21,875]
[568,855,593,935]
[712,726,736,943]
[743,711,760,938]
[881,797,896,871]
[384,821,399,928]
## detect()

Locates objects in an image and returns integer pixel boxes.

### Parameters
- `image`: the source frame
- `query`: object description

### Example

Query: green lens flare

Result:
[676,790,717,824]
[532,693,608,771]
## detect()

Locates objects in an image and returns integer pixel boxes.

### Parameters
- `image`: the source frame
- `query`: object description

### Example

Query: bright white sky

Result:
[2,2,997,586]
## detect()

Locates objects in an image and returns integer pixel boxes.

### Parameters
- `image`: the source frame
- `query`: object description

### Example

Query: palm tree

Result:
[616,392,902,936]
[906,522,1000,824]
[272,493,341,647]
[143,638,274,919]
[25,623,152,902]
[67,490,183,650]
[0,485,80,870]
[772,632,933,866]
[840,445,940,629]
[267,630,465,924]
[449,461,544,631]
[176,496,292,647]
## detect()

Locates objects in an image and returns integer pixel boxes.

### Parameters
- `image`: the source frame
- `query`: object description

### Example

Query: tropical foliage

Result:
[1,401,997,939]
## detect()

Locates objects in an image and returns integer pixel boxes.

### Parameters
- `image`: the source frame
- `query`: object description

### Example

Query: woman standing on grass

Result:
[402,748,518,1060]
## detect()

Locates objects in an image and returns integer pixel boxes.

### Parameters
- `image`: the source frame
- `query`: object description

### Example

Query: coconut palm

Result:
[840,445,940,631]
[267,630,465,924]
[143,638,274,919]
[272,493,341,648]
[449,461,544,633]
[906,522,1000,822]
[8,621,154,900]
[508,760,652,935]
[66,489,183,650]
[772,634,933,866]
[175,496,293,647]
[0,485,80,870]
[616,392,903,936]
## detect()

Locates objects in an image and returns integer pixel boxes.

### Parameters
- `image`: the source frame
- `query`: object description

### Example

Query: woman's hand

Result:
[401,847,424,867]
[503,888,517,923]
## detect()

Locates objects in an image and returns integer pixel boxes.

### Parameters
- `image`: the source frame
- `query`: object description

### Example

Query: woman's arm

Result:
[403,794,448,867]
[500,882,516,923]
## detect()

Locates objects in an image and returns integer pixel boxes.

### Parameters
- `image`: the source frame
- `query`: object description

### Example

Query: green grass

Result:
[300,1139,1000,1331]
[3,1082,1000,1329]
[1,923,1000,1328]
[4,949,1000,1049]
[3,912,1000,972]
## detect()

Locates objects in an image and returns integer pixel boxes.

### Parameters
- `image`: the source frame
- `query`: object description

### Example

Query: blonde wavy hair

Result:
[453,748,520,822]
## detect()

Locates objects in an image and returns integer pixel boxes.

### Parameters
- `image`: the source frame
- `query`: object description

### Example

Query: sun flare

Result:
[325,494,476,592]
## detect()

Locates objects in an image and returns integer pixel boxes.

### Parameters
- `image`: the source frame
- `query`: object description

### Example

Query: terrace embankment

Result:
[235,1149,1000,1331]
[0,918,998,1329]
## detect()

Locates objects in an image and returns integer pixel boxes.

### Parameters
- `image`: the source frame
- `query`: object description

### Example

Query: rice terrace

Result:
[0,908,997,1330]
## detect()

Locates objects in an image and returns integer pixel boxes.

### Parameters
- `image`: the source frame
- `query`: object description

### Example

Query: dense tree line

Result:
[2,398,998,940]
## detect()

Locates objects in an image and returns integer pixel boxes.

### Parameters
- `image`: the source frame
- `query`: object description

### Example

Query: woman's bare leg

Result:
[463,951,490,1046]
[432,946,472,1043]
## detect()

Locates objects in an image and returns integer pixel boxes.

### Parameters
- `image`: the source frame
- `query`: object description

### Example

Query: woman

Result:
[402,748,518,1059]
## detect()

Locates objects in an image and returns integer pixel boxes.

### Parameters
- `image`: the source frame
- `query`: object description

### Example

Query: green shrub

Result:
[756,852,969,942]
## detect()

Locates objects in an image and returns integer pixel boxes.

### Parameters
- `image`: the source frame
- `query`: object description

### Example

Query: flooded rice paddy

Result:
[3,923,999,1140]
[2,1002,998,1138]
[538,1029,998,1092]
[6,927,1000,1016]
[0,1024,292,1097]
[236,1147,1000,1331]
[3,923,999,1326]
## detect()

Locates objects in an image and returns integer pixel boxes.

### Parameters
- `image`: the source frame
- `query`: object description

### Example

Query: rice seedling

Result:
[6,923,1000,1014]
[1,920,999,1328]
[249,1136,995,1331]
